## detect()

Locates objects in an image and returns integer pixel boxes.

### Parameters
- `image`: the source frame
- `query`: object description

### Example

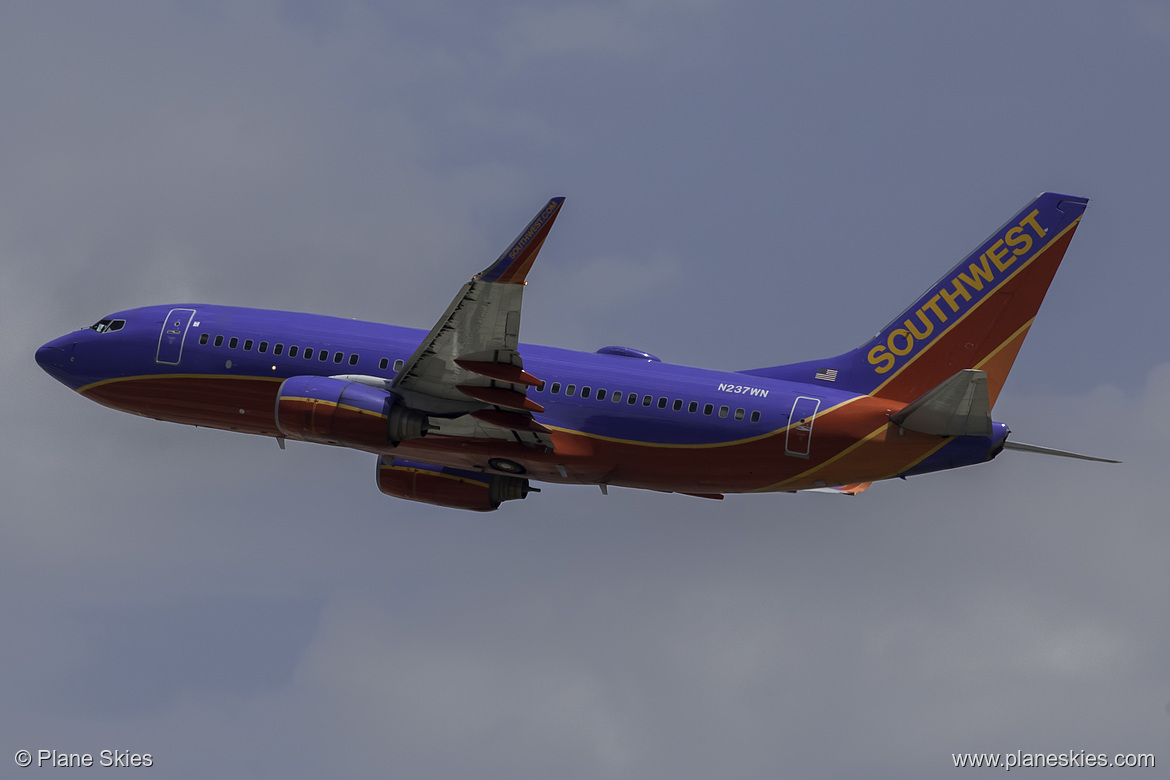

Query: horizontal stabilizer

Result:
[1004,440,1120,463]
[889,369,991,436]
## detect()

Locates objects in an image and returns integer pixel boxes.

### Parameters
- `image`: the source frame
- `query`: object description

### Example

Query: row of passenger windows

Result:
[198,332,407,372]
[195,333,757,423]
[199,332,361,365]
[534,381,762,423]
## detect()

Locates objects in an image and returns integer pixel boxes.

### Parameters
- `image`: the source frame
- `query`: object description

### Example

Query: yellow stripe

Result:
[762,424,953,491]
[765,422,889,489]
[281,396,387,419]
[759,287,1049,489]
[974,318,1034,371]
[78,372,283,394]
[78,371,851,450]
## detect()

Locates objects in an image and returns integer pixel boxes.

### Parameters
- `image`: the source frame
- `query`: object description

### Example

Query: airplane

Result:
[36,192,1117,511]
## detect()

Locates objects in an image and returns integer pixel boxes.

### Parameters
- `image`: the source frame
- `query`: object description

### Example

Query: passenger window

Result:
[288,345,298,357]
[581,386,591,399]
[214,335,224,347]
[734,408,745,421]
[566,384,576,397]
[657,397,667,409]
[611,391,622,403]
[719,406,729,418]
[394,359,404,372]
[551,382,561,394]
[688,401,698,413]
[243,339,253,351]
[596,388,607,401]
[704,403,713,415]
[199,333,209,345]
[334,352,343,364]
[379,358,389,370]
[673,399,683,411]
[750,411,761,423]
[228,337,239,349]
[274,343,284,356]
[303,348,314,359]
[319,350,329,362]
[642,395,652,407]
[349,354,358,366]
[259,341,269,353]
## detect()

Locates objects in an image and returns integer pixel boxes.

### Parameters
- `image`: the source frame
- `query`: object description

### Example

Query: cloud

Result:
[1132,1,1170,44]
[491,0,723,68]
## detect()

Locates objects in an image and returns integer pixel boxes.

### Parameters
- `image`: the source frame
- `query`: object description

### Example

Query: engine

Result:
[275,375,430,447]
[376,457,532,512]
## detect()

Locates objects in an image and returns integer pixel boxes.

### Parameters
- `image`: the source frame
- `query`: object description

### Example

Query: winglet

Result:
[476,197,565,284]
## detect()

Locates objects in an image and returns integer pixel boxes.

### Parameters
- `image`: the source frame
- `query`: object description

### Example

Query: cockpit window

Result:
[90,318,126,333]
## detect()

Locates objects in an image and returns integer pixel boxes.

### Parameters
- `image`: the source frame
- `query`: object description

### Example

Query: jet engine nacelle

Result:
[275,375,429,447]
[376,457,531,512]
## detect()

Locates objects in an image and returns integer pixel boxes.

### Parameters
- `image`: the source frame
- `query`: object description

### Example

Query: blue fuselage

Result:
[36,303,1006,494]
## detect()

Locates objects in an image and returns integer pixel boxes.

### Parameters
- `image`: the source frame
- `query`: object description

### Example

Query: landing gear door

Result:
[156,308,196,365]
[785,396,821,458]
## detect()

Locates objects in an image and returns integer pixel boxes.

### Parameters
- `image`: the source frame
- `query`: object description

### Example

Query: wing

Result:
[390,197,564,445]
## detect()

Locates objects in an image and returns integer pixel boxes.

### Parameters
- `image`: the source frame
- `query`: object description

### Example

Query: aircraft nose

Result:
[35,336,78,387]
[35,342,67,370]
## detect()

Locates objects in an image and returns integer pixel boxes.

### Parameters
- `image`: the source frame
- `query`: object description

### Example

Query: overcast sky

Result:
[3,2,1169,777]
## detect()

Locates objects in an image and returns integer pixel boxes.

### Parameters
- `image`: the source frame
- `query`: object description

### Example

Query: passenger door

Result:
[155,308,196,365]
[785,396,821,458]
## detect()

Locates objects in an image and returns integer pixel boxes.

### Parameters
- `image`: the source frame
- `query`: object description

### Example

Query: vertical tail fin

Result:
[742,192,1088,405]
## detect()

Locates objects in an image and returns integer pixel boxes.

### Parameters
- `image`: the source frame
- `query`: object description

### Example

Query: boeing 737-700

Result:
[36,192,1116,511]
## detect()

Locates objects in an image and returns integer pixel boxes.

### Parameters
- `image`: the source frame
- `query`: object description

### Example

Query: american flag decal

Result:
[814,367,838,382]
